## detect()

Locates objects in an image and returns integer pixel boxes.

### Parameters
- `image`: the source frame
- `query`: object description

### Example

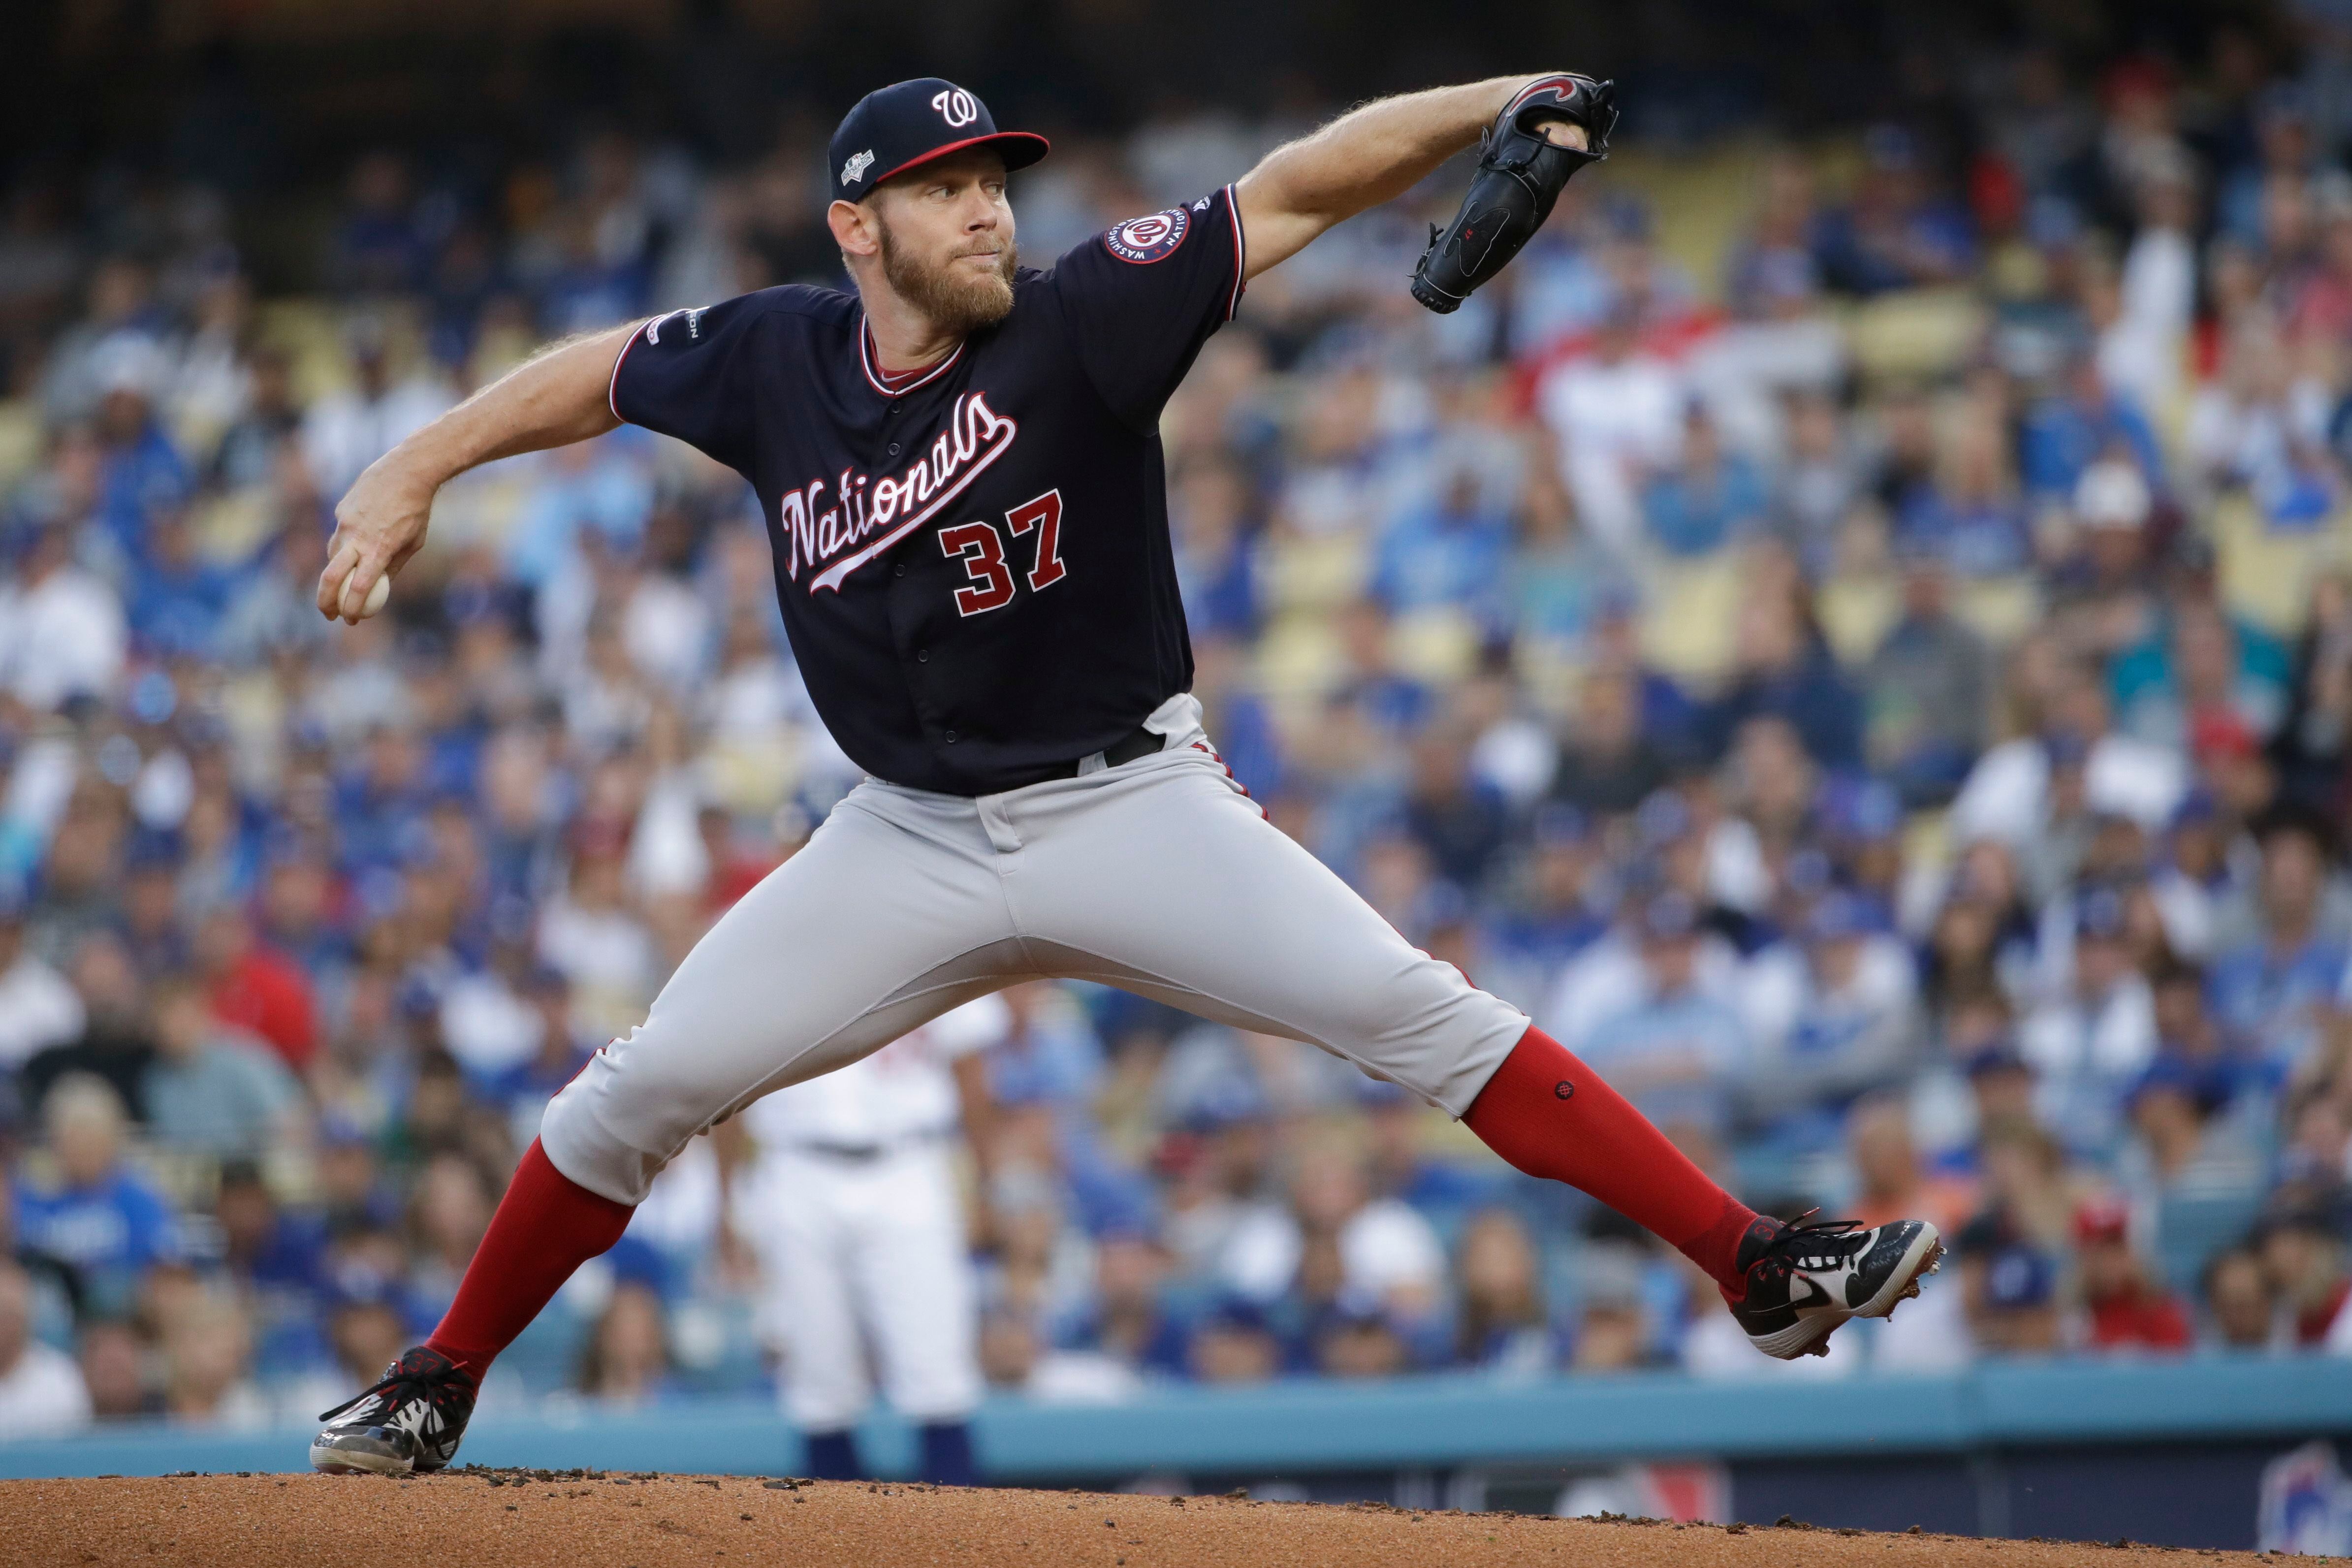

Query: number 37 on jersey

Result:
[938,488,1067,617]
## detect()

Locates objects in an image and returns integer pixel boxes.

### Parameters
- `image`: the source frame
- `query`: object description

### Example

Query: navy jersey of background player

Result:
[609,187,1248,796]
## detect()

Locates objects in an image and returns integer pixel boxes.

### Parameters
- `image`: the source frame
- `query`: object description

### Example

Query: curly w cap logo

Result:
[931,87,979,127]
[841,149,876,186]
[1103,207,1189,264]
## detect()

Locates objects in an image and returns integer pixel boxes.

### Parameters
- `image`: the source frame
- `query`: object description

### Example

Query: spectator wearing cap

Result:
[2072,1195,2194,1352]
[2053,456,2161,667]
[1865,541,1995,807]
[12,1075,178,1317]
[0,522,126,713]
[0,881,83,1073]
[2117,1053,2268,1285]
[1742,891,1922,1150]
[141,972,303,1159]
[2020,887,2160,1159]
[1964,1229,2064,1356]
[2149,792,2240,961]
[117,840,190,979]
[89,332,192,560]
[2206,808,2349,1080]
[1184,1293,1289,1384]
[1957,1037,2040,1158]
[0,1256,90,1438]
[1313,1286,1416,1378]
[1560,891,1753,1133]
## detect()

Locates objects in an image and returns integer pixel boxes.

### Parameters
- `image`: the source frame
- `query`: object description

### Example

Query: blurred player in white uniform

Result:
[731,995,1005,1484]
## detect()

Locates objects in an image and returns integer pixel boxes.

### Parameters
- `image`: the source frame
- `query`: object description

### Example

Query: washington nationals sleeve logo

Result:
[1103,207,1190,264]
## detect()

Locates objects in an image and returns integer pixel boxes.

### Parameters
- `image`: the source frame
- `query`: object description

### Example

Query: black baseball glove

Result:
[1410,74,1619,314]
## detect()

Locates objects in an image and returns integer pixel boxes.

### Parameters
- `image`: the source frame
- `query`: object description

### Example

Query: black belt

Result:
[1030,723,1166,783]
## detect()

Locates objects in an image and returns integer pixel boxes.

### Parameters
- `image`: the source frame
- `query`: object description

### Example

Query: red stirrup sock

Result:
[1463,1026,1765,1295]
[424,1138,634,1381]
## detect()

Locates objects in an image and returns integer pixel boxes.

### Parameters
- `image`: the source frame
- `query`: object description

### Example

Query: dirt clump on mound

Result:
[4,1471,2271,1567]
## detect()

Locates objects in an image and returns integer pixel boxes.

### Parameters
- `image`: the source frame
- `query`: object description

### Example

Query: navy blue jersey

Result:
[610,185,1248,795]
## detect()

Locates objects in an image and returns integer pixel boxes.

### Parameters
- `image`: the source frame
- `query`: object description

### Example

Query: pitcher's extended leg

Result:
[1009,748,1939,1357]
[314,786,1026,1472]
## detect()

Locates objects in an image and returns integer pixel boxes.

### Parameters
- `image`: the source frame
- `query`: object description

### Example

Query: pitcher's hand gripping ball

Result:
[1410,74,1618,314]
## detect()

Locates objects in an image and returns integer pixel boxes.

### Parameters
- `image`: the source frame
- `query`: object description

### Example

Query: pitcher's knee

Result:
[540,1044,727,1205]
[1333,977,1528,1118]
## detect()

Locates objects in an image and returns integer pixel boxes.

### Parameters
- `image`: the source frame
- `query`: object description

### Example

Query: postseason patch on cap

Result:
[1103,206,1190,263]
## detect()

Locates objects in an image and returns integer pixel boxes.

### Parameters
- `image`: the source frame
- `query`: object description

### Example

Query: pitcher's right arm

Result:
[317,321,639,624]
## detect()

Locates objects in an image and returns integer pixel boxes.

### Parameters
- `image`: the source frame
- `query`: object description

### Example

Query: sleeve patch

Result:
[1102,206,1191,264]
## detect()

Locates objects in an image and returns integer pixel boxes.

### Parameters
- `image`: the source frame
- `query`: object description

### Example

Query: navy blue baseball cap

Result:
[828,78,1050,205]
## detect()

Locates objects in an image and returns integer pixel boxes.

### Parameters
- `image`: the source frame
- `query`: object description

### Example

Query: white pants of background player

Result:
[731,1143,978,1431]
[540,694,1530,1203]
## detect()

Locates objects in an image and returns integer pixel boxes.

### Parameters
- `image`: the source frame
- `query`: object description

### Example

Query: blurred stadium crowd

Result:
[12,25,2352,1440]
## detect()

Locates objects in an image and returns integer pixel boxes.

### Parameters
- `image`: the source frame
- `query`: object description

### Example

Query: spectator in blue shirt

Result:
[2206,809,2348,1083]
[12,1074,177,1316]
[141,973,302,1159]
[1704,568,1863,768]
[2019,352,2164,501]
[1896,411,2033,578]
[1373,464,1513,625]
[1808,126,1976,296]
[1575,892,1754,1133]
[1640,404,1770,558]
[127,504,236,660]
[1172,460,1259,639]
[90,340,192,564]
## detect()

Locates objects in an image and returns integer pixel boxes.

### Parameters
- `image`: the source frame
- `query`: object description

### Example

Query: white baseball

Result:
[360,575,390,618]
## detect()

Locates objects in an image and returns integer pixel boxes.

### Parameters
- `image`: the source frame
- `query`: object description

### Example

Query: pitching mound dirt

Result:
[6,1472,2275,1567]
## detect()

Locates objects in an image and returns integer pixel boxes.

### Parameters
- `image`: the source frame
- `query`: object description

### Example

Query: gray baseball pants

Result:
[540,696,1531,1204]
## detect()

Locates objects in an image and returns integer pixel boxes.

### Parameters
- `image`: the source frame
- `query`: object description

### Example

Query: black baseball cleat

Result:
[1723,1213,1943,1360]
[311,1345,478,1474]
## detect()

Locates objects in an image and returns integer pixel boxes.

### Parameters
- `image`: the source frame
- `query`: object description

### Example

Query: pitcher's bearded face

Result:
[874,207,1018,334]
